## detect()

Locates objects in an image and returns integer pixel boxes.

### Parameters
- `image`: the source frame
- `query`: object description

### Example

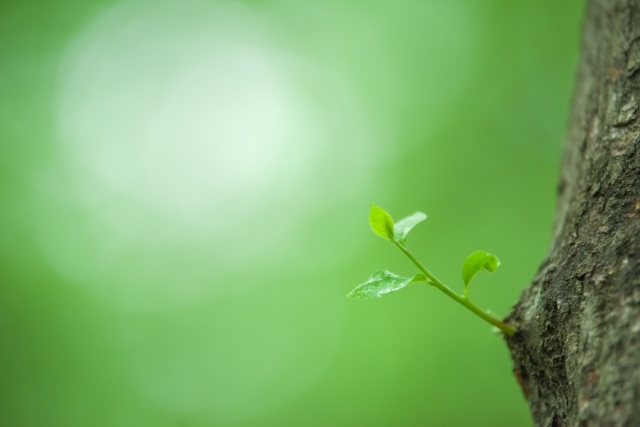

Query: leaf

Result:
[347,270,427,300]
[394,211,427,243]
[369,204,394,240]
[462,250,501,287]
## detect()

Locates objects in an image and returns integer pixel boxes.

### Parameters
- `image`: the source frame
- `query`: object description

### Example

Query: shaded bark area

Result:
[505,1,640,426]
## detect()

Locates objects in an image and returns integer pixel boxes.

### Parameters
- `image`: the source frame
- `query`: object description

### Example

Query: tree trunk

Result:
[504,1,640,426]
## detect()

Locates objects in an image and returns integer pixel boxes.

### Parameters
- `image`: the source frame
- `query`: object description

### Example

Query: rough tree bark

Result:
[504,1,640,426]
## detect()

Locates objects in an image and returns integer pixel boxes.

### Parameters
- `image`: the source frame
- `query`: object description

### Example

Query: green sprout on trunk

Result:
[347,204,515,336]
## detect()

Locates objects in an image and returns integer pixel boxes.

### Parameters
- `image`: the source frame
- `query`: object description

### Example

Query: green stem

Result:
[392,239,515,336]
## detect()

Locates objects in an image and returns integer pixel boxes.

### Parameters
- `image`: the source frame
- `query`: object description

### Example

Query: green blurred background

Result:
[0,0,583,425]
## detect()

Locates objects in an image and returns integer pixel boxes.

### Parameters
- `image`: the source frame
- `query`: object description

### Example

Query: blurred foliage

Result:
[0,0,583,426]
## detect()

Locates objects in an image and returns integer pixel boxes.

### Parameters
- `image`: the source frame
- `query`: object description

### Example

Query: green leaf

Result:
[394,211,427,243]
[462,250,501,288]
[369,204,394,240]
[347,270,427,300]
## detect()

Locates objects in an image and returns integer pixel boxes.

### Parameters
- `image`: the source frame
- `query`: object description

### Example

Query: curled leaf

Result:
[394,211,427,243]
[462,250,500,288]
[347,270,427,300]
[369,204,394,240]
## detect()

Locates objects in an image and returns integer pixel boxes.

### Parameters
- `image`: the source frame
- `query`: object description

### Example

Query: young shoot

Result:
[347,204,515,336]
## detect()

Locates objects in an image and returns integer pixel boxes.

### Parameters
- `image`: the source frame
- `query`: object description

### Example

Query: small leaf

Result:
[347,270,426,300]
[462,250,501,287]
[369,204,394,240]
[394,211,427,243]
